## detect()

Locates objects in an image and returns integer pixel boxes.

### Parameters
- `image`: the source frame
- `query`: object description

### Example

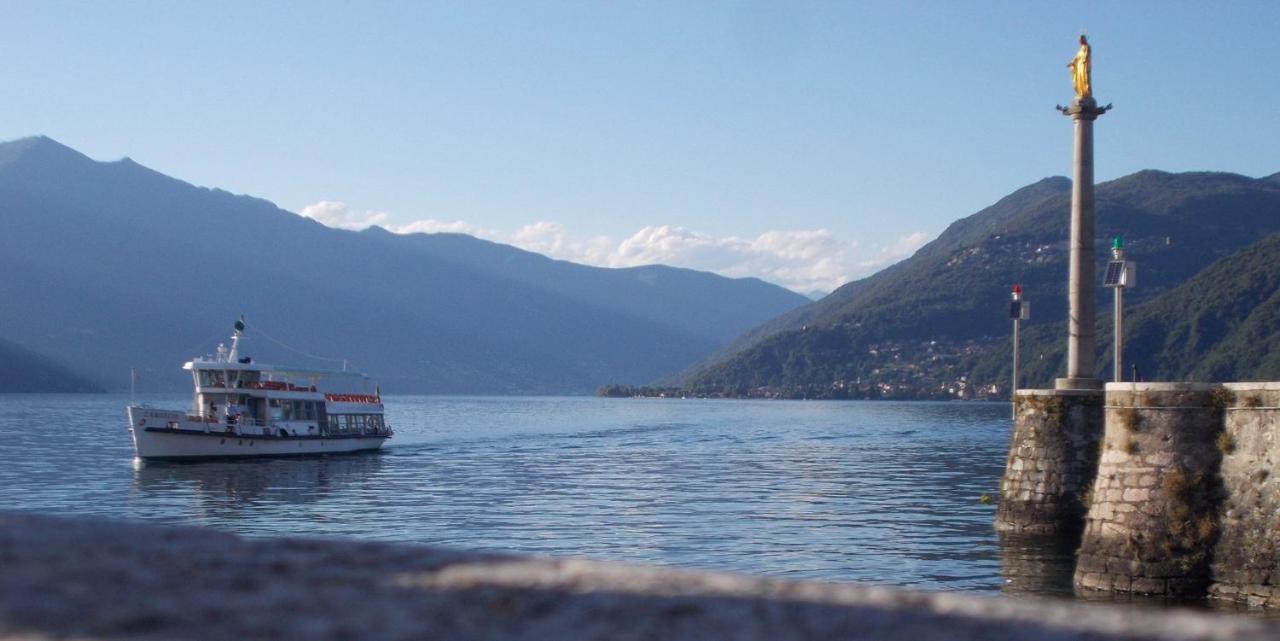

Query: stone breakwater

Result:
[2,512,1276,641]
[998,382,1280,606]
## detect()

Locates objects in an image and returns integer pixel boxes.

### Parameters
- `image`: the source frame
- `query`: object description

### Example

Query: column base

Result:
[1055,377,1103,391]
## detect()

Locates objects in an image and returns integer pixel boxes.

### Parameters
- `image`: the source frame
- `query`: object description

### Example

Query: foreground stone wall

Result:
[2,511,1276,641]
[1211,383,1280,607]
[996,390,1104,536]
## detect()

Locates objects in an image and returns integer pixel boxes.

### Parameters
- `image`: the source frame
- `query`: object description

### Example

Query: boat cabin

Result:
[185,346,386,439]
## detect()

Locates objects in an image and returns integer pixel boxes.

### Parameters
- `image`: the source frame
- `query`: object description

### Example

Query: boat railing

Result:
[188,415,269,428]
[240,381,318,392]
[184,414,389,438]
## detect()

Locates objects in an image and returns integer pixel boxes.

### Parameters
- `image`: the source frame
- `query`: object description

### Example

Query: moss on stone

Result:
[1216,431,1236,456]
[1209,387,1236,411]
[1117,407,1141,432]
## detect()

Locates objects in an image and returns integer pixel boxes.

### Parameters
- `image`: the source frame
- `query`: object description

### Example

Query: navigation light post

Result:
[1102,236,1136,382]
[1009,284,1030,409]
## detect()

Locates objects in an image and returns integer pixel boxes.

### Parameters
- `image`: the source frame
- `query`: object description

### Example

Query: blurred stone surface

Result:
[2,511,1277,641]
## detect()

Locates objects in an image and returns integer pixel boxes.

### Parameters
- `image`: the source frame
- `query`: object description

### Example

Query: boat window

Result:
[226,370,240,388]
[240,371,261,384]
[206,371,226,388]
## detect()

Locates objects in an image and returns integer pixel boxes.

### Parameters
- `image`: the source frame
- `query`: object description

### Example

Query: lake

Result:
[1,394,1075,596]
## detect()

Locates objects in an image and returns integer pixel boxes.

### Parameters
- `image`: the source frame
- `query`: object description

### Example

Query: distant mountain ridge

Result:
[0,339,100,393]
[685,169,1280,397]
[0,136,808,393]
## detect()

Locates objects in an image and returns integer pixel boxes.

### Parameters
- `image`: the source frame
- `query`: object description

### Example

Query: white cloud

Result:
[300,200,495,238]
[299,200,390,230]
[395,218,494,237]
[298,200,932,295]
[594,226,867,295]
[858,231,931,270]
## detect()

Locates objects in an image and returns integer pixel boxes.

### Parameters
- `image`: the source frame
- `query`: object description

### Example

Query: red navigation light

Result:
[1012,284,1022,295]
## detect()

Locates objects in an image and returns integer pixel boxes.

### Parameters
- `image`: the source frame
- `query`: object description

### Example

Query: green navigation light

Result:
[1112,236,1123,249]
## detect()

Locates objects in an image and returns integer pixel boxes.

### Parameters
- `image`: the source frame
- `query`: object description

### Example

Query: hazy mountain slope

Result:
[688,170,1280,396]
[0,136,806,393]
[668,176,1075,386]
[362,228,808,344]
[0,339,101,392]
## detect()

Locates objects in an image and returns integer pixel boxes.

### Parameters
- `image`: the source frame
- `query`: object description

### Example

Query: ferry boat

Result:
[126,318,392,460]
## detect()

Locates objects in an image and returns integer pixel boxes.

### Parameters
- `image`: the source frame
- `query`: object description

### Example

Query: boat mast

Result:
[227,315,246,362]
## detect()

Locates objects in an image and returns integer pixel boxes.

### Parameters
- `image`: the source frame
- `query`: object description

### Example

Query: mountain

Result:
[361,228,806,345]
[0,339,100,392]
[0,136,808,393]
[1125,232,1280,381]
[685,170,1280,398]
[966,232,1280,387]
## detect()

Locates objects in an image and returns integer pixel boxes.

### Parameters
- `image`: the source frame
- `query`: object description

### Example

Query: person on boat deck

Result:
[227,403,242,425]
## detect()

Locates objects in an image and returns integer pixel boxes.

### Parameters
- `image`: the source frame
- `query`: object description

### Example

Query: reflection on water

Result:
[0,394,1018,590]
[997,533,1078,598]
[997,532,1280,619]
[132,452,386,514]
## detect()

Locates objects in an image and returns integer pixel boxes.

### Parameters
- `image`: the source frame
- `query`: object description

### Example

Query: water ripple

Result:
[0,394,1017,594]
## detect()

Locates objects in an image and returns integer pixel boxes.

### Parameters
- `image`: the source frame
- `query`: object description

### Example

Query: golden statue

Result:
[1068,35,1091,98]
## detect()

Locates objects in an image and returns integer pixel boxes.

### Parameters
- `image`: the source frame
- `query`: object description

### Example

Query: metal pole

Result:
[1113,286,1123,382]
[1013,317,1021,397]
[1012,316,1021,419]
[1010,284,1025,418]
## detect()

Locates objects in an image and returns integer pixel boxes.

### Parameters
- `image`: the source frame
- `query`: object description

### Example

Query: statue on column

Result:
[1068,35,1092,98]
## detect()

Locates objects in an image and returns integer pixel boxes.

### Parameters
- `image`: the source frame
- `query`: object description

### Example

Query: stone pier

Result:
[1065,382,1280,603]
[1074,384,1225,597]
[996,389,1104,536]
[1000,382,1280,604]
[1210,383,1280,607]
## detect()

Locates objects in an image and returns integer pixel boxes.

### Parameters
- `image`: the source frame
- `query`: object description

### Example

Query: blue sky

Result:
[2,2,1277,294]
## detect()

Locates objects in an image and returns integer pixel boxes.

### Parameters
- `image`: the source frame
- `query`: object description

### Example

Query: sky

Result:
[2,2,1278,296]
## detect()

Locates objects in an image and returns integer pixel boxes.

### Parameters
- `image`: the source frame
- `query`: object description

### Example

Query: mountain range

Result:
[683,170,1280,397]
[0,136,808,394]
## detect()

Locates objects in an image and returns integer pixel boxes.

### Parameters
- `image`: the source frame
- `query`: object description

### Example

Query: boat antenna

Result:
[227,315,246,362]
[129,368,137,406]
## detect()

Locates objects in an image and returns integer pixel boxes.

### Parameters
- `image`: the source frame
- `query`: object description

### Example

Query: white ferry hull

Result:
[128,407,389,460]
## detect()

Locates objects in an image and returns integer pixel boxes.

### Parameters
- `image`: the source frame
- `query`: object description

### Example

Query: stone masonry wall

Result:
[996,390,1104,536]
[1210,383,1280,607]
[1074,384,1225,597]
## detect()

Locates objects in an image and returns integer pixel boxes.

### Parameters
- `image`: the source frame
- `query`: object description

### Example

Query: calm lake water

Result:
[2,394,1070,597]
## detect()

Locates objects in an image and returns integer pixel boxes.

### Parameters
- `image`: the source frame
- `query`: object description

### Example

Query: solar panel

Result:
[1103,261,1126,287]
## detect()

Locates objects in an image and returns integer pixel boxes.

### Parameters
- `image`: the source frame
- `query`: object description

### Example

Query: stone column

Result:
[1056,96,1108,391]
